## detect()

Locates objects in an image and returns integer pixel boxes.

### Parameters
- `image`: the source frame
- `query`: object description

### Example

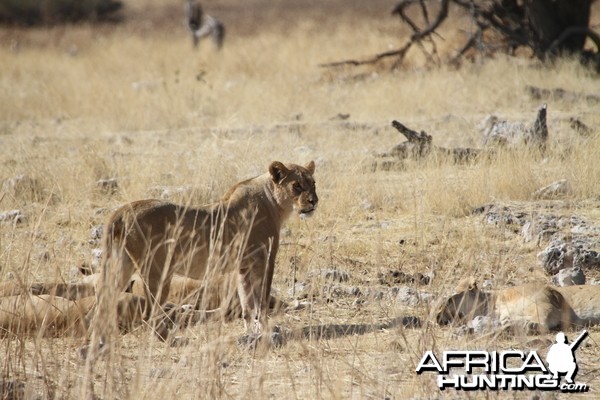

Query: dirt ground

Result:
[0,1,599,399]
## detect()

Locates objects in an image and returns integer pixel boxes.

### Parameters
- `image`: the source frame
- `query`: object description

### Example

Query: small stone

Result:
[96,178,119,194]
[388,286,431,306]
[575,250,600,270]
[287,281,311,298]
[538,235,600,274]
[453,325,473,337]
[149,368,170,379]
[372,290,384,300]
[346,286,362,296]
[91,248,103,270]
[378,270,431,285]
[537,242,572,275]
[552,267,586,286]
[168,336,190,347]
[307,268,349,282]
[0,209,24,224]
[285,299,310,311]
[361,200,374,211]
[237,333,261,349]
[468,316,497,334]
[270,331,286,348]
[533,179,571,199]
[89,225,103,244]
[352,298,367,307]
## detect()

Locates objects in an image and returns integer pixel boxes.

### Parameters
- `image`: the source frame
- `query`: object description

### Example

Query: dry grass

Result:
[1,1,600,398]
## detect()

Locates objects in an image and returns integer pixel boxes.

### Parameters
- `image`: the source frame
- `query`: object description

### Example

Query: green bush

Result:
[0,0,123,25]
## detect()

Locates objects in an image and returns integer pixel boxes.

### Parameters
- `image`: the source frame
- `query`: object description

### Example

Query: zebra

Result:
[185,0,225,50]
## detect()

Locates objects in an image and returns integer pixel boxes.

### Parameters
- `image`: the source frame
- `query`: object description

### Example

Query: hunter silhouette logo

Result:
[546,330,587,384]
[416,329,589,392]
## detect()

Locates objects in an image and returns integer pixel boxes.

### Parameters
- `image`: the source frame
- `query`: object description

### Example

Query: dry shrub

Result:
[0,0,123,25]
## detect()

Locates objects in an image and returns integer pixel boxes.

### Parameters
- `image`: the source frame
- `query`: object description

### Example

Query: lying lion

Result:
[0,276,234,338]
[0,272,285,337]
[436,278,600,333]
[0,293,147,337]
[0,274,205,304]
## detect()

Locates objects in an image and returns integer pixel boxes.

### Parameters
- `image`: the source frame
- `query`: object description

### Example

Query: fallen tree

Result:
[385,119,482,162]
[372,103,549,171]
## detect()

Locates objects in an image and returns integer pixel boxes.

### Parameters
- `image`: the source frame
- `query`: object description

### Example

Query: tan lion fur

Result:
[0,295,93,337]
[437,280,600,332]
[0,293,152,338]
[0,271,284,336]
[91,160,317,345]
[0,276,193,302]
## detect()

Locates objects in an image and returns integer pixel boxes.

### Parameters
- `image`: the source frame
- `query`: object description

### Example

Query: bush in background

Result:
[0,0,123,25]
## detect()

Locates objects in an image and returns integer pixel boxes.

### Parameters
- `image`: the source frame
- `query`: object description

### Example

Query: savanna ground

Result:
[1,0,599,398]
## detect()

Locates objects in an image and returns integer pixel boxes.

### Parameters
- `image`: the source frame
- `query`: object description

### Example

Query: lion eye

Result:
[293,183,303,194]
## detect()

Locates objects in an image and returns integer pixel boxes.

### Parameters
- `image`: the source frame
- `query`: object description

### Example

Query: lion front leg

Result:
[237,265,266,335]
[237,245,274,331]
[236,249,286,349]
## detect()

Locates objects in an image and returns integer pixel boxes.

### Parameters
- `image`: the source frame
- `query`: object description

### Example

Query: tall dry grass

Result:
[1,3,599,399]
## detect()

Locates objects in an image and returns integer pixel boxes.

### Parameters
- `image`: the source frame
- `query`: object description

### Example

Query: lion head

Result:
[436,285,489,325]
[269,161,318,217]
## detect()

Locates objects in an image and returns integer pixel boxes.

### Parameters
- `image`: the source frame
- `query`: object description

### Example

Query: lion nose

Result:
[309,194,318,206]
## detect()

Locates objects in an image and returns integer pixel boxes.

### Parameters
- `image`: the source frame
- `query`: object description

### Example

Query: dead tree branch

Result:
[408,0,449,41]
[387,120,481,162]
[321,0,598,70]
[319,42,413,68]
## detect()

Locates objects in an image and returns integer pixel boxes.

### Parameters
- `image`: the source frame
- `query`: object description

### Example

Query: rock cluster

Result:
[476,203,599,285]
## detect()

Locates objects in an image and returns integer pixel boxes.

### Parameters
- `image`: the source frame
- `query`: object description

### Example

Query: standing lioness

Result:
[91,161,317,344]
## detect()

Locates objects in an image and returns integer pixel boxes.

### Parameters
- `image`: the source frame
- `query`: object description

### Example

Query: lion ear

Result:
[305,160,315,174]
[269,161,289,183]
[455,276,478,293]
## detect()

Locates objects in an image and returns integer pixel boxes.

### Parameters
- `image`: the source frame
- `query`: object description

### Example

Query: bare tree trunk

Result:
[526,0,592,56]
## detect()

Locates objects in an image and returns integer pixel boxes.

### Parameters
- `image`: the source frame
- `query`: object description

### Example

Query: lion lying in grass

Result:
[0,276,174,337]
[436,278,600,333]
[0,293,149,338]
[0,273,284,337]
[0,295,93,337]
